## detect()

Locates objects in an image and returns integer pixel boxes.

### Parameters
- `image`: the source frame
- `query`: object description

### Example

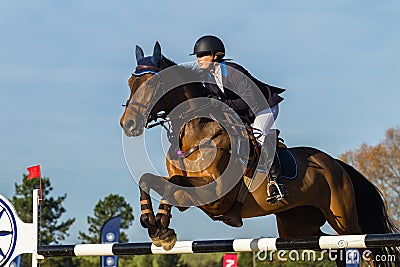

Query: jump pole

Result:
[36,234,400,257]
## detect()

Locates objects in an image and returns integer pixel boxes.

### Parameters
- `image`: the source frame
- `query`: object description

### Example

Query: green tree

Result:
[155,254,181,267]
[238,252,254,266]
[78,193,134,243]
[131,255,154,267]
[180,253,224,267]
[12,175,75,267]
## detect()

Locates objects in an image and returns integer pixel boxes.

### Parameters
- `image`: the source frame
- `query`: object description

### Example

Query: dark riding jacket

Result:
[203,61,285,124]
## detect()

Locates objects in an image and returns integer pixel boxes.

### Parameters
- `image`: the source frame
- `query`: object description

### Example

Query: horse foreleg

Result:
[138,187,163,246]
[138,172,173,247]
[154,199,176,251]
[154,174,216,250]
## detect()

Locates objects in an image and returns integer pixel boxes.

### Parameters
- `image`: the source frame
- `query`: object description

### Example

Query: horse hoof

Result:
[161,231,177,251]
[151,236,162,247]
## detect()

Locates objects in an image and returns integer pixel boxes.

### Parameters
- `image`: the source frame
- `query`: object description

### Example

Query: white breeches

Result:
[251,104,279,145]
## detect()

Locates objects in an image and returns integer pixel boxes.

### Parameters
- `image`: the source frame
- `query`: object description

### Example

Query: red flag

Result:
[27,165,41,180]
[223,254,238,267]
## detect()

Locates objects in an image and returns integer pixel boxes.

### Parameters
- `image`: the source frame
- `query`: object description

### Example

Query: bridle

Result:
[122,64,166,127]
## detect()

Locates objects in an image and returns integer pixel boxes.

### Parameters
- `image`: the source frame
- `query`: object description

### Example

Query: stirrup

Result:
[266,181,286,203]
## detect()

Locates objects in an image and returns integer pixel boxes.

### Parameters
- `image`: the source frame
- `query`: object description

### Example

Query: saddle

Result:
[237,127,297,181]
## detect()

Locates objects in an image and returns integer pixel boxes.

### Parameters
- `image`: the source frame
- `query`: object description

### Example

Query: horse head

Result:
[120,42,167,136]
[120,42,206,137]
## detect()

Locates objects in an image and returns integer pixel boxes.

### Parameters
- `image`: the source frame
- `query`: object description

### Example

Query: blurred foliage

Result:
[78,193,134,243]
[340,126,400,226]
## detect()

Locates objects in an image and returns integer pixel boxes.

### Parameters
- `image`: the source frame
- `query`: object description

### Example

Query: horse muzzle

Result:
[122,119,144,137]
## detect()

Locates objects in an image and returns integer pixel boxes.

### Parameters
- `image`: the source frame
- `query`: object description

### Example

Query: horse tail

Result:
[336,159,400,266]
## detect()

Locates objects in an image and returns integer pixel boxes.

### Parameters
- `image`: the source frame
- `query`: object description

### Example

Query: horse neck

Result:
[180,118,230,151]
[158,59,206,116]
[154,58,210,137]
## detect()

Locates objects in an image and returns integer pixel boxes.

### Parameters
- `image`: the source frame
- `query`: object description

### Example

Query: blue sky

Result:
[0,1,399,244]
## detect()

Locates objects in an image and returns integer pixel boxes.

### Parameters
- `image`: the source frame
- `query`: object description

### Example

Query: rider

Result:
[190,35,287,204]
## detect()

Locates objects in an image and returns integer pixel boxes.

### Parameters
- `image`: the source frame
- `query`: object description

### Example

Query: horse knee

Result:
[139,173,155,192]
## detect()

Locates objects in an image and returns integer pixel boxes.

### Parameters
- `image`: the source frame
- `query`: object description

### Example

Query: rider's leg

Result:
[252,105,279,145]
[266,148,288,203]
[253,105,288,203]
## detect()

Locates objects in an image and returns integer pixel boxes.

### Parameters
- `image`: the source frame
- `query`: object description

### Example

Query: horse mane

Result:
[161,56,177,69]
[160,56,202,81]
[148,55,206,123]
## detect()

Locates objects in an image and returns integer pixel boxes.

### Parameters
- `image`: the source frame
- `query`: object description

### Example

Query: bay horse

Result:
[120,42,399,266]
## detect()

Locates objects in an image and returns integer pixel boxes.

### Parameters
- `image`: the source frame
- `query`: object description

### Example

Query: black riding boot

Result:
[266,153,288,204]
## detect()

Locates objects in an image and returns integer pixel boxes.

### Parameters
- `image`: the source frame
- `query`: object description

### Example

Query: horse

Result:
[120,42,399,266]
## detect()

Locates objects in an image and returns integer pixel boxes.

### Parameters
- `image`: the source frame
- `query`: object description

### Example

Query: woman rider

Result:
[189,35,288,207]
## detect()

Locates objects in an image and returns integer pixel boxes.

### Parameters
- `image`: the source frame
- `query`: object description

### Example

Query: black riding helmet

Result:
[190,35,225,57]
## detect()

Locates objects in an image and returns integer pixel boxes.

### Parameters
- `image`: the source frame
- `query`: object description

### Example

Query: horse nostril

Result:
[125,120,135,130]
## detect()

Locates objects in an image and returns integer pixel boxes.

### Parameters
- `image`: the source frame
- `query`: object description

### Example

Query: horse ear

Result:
[135,45,145,63]
[151,41,162,66]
